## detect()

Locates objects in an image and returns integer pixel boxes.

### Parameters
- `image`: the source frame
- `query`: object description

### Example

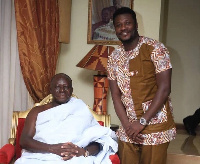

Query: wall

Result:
[56,0,162,125]
[161,0,200,123]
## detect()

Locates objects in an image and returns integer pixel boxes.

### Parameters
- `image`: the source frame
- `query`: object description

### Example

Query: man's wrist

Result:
[48,145,54,153]
[83,148,89,157]
[122,120,131,129]
[139,117,148,126]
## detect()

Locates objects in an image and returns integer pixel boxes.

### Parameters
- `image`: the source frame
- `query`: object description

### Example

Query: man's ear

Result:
[50,87,52,94]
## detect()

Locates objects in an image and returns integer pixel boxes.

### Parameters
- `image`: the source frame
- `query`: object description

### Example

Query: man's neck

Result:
[123,35,140,51]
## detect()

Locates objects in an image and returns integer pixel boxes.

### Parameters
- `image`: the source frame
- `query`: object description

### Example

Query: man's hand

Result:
[124,121,144,143]
[48,142,84,160]
[60,142,85,160]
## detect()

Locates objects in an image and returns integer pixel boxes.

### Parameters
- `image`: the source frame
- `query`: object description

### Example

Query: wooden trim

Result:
[58,0,72,43]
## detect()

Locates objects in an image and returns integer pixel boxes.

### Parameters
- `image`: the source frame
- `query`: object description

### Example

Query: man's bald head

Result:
[50,73,72,89]
[50,73,73,104]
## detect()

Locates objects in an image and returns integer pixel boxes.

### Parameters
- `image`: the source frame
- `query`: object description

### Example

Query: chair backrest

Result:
[9,94,111,160]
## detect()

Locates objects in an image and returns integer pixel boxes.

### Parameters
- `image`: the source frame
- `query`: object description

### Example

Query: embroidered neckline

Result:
[120,36,143,59]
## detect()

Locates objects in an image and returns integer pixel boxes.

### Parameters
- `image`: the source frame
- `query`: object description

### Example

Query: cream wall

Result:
[162,0,200,123]
[134,0,161,40]
[56,0,162,125]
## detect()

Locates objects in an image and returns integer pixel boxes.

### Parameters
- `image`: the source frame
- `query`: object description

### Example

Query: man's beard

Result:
[118,30,138,44]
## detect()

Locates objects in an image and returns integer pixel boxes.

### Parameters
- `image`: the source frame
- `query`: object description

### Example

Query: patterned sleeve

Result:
[107,51,117,80]
[151,42,172,74]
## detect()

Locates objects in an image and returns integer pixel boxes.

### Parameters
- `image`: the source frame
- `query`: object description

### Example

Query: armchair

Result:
[0,94,120,164]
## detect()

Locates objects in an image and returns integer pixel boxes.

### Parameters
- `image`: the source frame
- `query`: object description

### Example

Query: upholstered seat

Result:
[0,94,120,164]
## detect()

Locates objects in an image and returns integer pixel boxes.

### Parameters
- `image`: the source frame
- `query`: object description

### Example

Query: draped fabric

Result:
[15,97,118,164]
[14,0,60,102]
[0,0,31,147]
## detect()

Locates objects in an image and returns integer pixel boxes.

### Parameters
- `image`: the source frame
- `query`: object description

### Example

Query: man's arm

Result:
[131,69,172,139]
[20,106,102,160]
[84,142,102,156]
[109,80,129,128]
[109,80,143,143]
[20,106,73,156]
[142,69,172,123]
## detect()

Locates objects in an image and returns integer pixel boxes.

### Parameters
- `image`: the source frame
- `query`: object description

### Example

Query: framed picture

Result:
[87,0,134,45]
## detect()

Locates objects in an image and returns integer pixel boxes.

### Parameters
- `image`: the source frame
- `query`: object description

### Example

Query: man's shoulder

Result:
[140,36,160,44]
[141,36,160,44]
[70,96,84,104]
[110,45,123,57]
[141,36,166,49]
[30,103,53,115]
[70,97,89,109]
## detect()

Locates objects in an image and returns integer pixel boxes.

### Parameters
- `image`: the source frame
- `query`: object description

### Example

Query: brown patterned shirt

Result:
[107,36,176,145]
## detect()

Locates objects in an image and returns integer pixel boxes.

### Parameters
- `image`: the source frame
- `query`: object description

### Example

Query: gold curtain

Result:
[15,0,60,102]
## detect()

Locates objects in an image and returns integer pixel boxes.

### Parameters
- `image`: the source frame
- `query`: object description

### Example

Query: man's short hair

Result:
[113,7,137,25]
[50,73,72,88]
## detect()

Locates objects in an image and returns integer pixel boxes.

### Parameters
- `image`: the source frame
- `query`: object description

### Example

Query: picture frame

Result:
[87,0,134,45]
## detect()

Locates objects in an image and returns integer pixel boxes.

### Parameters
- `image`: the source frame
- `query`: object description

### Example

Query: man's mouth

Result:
[58,94,67,98]
[120,31,129,37]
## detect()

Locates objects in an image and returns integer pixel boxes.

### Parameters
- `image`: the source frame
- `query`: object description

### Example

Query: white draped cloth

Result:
[15,97,118,164]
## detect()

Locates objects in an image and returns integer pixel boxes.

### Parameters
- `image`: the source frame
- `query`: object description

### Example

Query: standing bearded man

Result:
[107,7,176,164]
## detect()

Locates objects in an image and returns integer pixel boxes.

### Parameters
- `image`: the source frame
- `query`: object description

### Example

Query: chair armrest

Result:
[0,144,15,164]
[109,153,120,164]
[8,138,15,145]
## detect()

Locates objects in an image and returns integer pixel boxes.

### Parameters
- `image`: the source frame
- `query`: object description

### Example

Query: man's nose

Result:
[120,24,126,30]
[59,87,65,92]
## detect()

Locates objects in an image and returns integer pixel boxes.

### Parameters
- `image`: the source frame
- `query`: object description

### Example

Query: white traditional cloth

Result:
[93,20,118,41]
[15,97,118,164]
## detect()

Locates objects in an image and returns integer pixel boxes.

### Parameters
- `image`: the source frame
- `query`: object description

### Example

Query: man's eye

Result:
[55,86,60,90]
[115,24,121,28]
[64,86,69,90]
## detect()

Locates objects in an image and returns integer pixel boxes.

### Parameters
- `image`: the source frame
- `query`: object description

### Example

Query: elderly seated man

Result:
[15,73,118,164]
